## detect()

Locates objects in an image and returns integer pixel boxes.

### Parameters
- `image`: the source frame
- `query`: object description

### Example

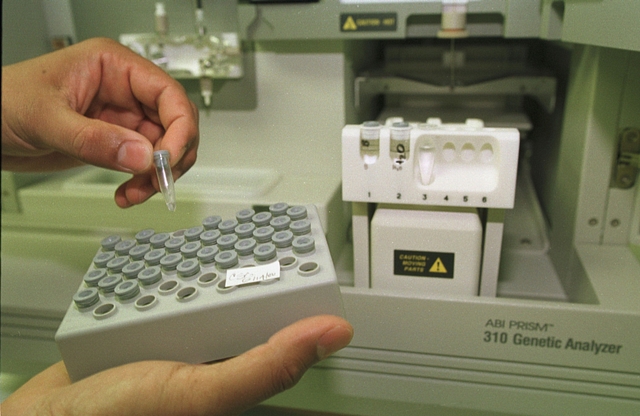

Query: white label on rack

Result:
[226,262,280,287]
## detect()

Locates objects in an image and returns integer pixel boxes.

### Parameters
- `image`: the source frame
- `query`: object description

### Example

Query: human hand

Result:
[2,315,353,416]
[1,37,199,208]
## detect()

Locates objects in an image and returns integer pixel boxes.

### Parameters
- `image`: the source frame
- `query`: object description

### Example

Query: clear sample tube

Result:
[390,121,412,162]
[153,150,176,212]
[360,121,381,165]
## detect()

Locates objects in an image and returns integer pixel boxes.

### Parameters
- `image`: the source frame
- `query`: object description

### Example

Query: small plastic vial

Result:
[360,121,381,165]
[269,202,289,217]
[390,122,411,162]
[153,150,176,212]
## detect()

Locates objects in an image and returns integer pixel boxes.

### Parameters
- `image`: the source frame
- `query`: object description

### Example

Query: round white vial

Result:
[442,142,456,162]
[480,143,494,163]
[461,143,476,162]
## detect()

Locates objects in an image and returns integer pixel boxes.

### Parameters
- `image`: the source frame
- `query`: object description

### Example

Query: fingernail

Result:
[118,141,151,173]
[317,325,354,360]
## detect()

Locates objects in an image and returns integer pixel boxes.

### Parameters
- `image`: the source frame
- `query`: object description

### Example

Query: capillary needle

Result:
[153,150,176,212]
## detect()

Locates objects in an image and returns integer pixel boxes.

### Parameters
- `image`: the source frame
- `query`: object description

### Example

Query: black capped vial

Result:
[272,230,294,249]
[115,280,140,301]
[84,269,107,287]
[202,215,222,230]
[293,236,315,255]
[269,202,289,217]
[200,229,220,246]
[164,236,185,253]
[138,266,162,286]
[236,208,255,224]
[150,232,171,248]
[74,287,100,309]
[254,243,277,262]
[215,251,238,270]
[135,229,155,244]
[101,235,121,251]
[177,259,200,278]
[129,243,151,261]
[252,212,272,227]
[235,222,256,239]
[122,261,145,279]
[217,234,238,251]
[99,274,123,294]
[253,226,275,243]
[197,246,219,265]
[184,226,204,241]
[114,239,136,256]
[218,219,239,235]
[286,206,307,220]
[270,216,291,231]
[181,241,202,258]
[290,219,311,236]
[144,248,166,266]
[93,251,115,268]
[107,256,129,274]
[235,238,257,257]
[160,253,182,272]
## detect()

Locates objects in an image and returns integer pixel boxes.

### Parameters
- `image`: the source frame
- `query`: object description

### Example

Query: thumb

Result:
[192,315,353,415]
[48,108,154,174]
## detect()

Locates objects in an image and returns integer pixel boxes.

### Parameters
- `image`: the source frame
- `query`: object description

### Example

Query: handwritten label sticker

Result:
[226,262,280,288]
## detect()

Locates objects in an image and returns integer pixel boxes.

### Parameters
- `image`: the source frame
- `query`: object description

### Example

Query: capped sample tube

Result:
[390,121,411,161]
[153,150,176,212]
[360,121,381,165]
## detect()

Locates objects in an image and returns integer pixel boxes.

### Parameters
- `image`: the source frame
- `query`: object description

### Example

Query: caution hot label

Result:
[394,250,455,279]
[340,13,397,32]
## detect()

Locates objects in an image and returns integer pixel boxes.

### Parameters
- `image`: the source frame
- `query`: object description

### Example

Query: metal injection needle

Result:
[153,150,176,212]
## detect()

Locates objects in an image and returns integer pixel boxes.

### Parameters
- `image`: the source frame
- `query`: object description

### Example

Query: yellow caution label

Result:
[429,257,448,274]
[342,16,358,31]
[340,13,397,32]
[394,250,454,278]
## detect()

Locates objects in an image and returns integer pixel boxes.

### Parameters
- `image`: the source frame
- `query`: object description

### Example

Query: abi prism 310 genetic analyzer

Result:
[2,1,639,414]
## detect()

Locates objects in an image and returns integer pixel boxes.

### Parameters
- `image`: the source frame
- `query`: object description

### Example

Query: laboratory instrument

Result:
[2,0,639,413]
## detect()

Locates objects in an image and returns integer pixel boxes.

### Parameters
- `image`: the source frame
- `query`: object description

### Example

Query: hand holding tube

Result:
[1,38,199,209]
